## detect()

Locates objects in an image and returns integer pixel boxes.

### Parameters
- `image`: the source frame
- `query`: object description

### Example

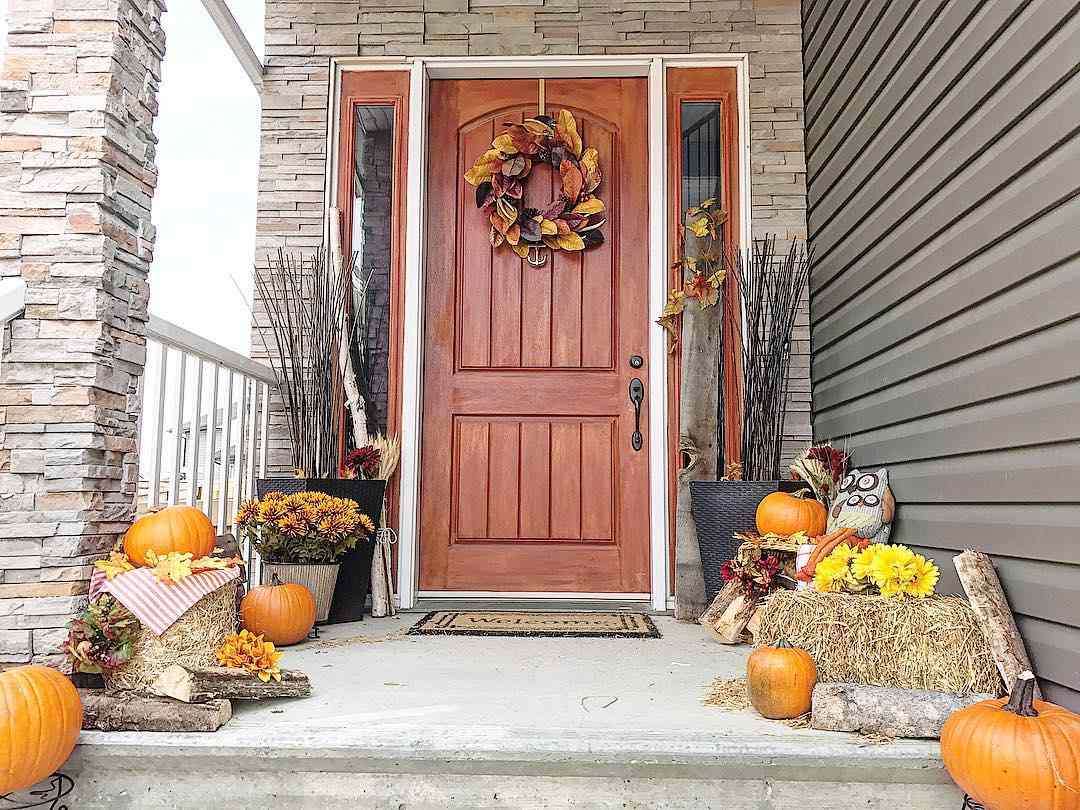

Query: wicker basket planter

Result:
[102,584,237,692]
[689,479,802,604]
[261,562,340,623]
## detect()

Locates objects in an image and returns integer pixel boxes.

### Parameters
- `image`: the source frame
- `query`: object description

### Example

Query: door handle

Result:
[629,377,644,451]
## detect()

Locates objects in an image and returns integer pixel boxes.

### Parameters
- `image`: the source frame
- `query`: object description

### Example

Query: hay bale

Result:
[756,590,1002,695]
[103,585,237,692]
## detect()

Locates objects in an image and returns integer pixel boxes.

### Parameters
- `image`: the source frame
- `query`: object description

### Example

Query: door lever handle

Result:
[629,377,645,451]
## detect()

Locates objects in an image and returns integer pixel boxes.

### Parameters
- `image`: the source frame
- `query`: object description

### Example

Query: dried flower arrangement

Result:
[236,491,376,565]
[790,443,850,509]
[65,595,140,674]
[720,554,783,600]
[812,542,940,598]
[216,629,283,683]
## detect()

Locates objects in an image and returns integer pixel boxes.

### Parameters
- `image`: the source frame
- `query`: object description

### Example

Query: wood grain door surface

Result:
[419,78,651,593]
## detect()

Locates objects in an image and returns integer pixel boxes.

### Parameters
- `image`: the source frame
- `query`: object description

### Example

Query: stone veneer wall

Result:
[0,1,164,666]
[255,0,811,473]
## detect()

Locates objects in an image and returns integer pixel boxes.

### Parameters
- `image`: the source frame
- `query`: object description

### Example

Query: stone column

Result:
[0,0,165,667]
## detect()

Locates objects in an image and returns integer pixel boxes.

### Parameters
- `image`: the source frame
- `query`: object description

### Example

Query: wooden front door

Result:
[419,78,651,594]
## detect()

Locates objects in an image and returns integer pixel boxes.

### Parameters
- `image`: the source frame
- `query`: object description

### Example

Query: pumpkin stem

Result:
[271,572,283,587]
[775,639,793,649]
[1003,671,1039,717]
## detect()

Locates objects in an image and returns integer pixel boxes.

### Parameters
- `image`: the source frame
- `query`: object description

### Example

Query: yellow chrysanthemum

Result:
[868,544,915,588]
[813,554,850,593]
[904,554,939,598]
[851,543,887,582]
[216,629,283,683]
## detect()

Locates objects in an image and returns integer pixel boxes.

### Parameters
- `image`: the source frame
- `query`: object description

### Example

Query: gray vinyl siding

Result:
[801,0,1080,708]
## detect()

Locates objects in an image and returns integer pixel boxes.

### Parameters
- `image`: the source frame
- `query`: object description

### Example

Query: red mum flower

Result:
[344,446,382,479]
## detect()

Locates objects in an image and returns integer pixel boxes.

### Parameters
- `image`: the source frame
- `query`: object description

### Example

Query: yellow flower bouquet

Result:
[813,542,939,599]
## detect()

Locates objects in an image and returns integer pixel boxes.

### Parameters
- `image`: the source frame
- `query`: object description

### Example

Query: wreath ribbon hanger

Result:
[463,78,606,268]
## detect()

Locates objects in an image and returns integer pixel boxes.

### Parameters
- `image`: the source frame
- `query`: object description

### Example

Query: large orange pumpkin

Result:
[747,639,817,719]
[0,665,83,794]
[241,575,317,646]
[755,490,827,537]
[123,505,216,567]
[942,671,1080,810]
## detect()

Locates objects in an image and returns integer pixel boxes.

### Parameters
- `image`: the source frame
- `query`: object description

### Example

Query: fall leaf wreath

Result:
[463,109,605,258]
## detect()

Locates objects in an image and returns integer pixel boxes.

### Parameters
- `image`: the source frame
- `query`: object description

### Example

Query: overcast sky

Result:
[151,1,265,354]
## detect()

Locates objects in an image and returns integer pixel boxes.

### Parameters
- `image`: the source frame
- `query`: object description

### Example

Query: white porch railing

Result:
[138,316,275,572]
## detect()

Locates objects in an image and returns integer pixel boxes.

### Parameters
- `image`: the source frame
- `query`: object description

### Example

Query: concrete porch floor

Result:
[67,614,963,809]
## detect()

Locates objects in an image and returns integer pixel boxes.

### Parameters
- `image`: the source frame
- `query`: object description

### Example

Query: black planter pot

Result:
[689,479,803,604]
[256,477,387,624]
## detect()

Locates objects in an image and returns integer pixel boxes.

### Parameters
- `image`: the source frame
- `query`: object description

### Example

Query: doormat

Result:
[407,610,661,639]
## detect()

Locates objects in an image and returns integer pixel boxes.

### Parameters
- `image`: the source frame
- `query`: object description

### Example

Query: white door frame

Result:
[325,54,753,612]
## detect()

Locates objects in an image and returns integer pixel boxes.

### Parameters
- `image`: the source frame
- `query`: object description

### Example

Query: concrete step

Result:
[65,725,964,809]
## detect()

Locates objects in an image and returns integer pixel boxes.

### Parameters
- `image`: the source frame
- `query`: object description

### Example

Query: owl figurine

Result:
[826,468,895,544]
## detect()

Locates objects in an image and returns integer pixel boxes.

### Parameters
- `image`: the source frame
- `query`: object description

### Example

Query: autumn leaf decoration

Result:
[464,109,605,261]
[656,199,729,351]
[94,547,242,584]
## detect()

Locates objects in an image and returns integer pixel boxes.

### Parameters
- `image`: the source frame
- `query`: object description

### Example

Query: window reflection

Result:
[350,105,394,436]
[680,101,724,215]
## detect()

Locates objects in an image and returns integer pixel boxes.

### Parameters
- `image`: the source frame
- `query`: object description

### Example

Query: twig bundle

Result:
[756,590,1002,695]
[724,238,811,480]
[254,248,352,477]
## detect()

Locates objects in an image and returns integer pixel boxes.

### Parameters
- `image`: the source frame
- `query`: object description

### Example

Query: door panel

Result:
[420,78,650,593]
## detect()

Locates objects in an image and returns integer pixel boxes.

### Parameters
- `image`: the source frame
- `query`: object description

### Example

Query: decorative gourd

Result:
[241,575,317,646]
[747,639,817,719]
[123,505,216,567]
[756,490,827,537]
[0,665,83,794]
[941,671,1080,810]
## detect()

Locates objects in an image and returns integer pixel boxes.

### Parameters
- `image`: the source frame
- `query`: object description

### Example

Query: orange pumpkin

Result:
[123,505,216,567]
[241,575,317,646]
[942,671,1080,810]
[747,639,817,719]
[0,665,83,794]
[755,490,827,537]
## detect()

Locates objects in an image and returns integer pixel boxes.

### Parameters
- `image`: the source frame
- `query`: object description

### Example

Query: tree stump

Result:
[80,689,232,732]
[811,683,993,739]
[151,665,311,703]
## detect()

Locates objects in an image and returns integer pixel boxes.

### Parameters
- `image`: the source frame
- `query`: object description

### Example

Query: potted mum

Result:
[237,491,376,622]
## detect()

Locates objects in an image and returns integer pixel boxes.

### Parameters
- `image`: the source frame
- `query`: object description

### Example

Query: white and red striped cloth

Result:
[89,566,241,637]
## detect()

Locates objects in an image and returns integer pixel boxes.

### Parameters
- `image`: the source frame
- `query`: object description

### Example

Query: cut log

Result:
[710,591,757,644]
[699,579,741,626]
[811,683,993,739]
[80,689,231,732]
[151,665,311,703]
[673,241,722,620]
[954,550,1036,697]
[745,605,764,641]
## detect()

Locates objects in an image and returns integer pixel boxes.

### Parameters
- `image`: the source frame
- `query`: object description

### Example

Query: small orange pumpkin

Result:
[755,490,827,537]
[123,505,216,567]
[942,671,1080,810]
[0,665,83,794]
[747,639,817,719]
[241,575,317,646]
